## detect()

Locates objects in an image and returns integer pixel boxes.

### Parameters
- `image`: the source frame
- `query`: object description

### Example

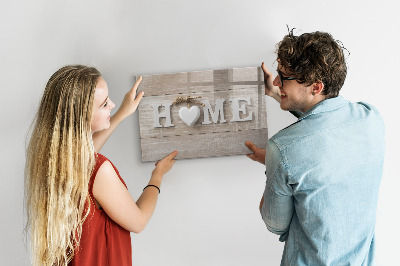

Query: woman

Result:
[25,65,177,265]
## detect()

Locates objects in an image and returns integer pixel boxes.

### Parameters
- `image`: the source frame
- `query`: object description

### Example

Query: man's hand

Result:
[261,62,281,103]
[245,141,266,165]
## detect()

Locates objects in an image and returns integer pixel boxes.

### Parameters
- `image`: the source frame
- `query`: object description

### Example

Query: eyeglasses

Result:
[277,70,297,86]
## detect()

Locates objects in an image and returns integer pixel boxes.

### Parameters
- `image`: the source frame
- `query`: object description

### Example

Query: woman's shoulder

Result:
[90,154,115,194]
[94,153,127,188]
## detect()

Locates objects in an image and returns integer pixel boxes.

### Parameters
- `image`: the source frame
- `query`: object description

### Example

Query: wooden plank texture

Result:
[137,67,268,162]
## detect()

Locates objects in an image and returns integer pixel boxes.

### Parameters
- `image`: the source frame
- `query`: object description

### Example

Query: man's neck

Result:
[301,95,327,113]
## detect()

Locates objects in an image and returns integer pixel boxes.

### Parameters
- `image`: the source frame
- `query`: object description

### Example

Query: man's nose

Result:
[273,75,281,87]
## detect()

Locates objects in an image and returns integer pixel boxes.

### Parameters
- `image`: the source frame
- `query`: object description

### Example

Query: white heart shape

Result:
[179,106,200,126]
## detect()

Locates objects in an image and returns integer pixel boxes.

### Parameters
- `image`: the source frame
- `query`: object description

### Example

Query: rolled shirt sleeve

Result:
[260,139,294,241]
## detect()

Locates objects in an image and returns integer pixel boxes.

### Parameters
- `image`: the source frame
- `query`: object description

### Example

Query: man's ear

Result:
[312,82,324,96]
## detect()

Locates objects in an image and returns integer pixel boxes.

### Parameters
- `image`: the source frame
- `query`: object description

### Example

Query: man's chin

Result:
[279,103,290,111]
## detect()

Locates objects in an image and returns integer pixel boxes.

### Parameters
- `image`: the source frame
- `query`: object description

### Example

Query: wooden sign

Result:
[137,67,268,162]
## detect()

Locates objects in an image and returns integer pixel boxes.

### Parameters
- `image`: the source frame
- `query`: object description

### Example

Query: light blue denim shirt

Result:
[261,96,385,266]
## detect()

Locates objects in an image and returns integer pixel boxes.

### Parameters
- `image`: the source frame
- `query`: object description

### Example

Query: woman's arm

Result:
[92,77,144,152]
[93,151,178,233]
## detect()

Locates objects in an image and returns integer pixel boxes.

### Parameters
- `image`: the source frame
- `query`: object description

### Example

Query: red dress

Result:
[69,153,132,266]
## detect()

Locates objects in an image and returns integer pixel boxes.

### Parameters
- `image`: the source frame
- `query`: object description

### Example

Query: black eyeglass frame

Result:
[277,70,297,86]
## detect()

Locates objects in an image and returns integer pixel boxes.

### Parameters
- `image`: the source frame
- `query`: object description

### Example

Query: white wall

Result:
[1,0,399,265]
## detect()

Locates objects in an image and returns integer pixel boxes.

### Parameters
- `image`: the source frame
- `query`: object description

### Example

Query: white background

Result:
[1,0,399,265]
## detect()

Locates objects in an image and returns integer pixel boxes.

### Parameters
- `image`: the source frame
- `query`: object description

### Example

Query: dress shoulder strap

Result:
[88,153,108,198]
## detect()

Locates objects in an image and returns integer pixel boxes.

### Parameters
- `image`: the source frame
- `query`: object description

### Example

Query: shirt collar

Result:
[298,95,350,121]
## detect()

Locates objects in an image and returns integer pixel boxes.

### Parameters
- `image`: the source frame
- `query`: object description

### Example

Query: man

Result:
[246,30,385,265]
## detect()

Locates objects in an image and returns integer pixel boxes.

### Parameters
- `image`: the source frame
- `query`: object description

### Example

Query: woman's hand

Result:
[261,62,281,103]
[152,151,178,179]
[92,77,144,152]
[115,76,144,119]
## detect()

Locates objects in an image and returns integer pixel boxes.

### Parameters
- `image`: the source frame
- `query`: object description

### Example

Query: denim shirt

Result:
[260,96,385,266]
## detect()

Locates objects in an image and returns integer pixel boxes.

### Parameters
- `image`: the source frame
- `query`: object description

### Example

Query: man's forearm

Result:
[260,186,294,236]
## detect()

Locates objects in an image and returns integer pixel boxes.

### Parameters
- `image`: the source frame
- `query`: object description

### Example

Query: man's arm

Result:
[260,185,293,238]
[245,138,294,238]
[259,140,294,240]
[261,62,302,119]
[93,77,143,152]
[261,62,282,102]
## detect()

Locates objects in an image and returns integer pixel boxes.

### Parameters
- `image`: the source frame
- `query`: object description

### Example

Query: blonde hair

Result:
[25,65,101,265]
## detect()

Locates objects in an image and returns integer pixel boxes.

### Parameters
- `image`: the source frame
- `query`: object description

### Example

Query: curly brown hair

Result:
[277,30,348,98]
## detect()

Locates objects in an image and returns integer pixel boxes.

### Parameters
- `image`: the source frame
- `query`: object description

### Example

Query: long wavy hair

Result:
[25,65,101,265]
